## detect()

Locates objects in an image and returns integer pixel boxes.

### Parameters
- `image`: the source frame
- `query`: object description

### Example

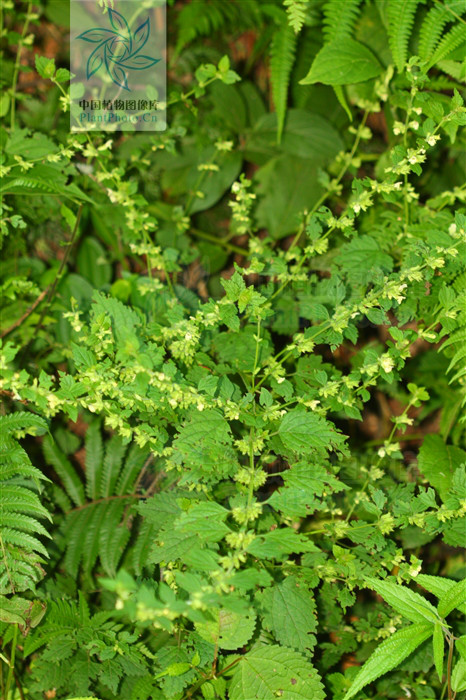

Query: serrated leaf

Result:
[259,577,317,652]
[433,622,444,681]
[452,658,466,693]
[278,408,344,454]
[196,608,256,650]
[229,645,325,700]
[365,577,439,623]
[247,528,316,559]
[300,38,381,86]
[438,578,466,617]
[417,435,466,502]
[416,574,466,615]
[456,636,466,661]
[176,502,230,543]
[343,624,433,700]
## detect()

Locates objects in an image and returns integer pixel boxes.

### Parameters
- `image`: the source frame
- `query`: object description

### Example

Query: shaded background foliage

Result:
[0,1,465,699]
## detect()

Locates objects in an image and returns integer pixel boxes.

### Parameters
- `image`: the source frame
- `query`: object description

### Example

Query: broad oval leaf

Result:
[259,577,317,653]
[195,608,256,650]
[343,624,434,700]
[229,645,325,700]
[417,435,466,502]
[278,408,345,454]
[300,38,382,86]
[365,577,439,624]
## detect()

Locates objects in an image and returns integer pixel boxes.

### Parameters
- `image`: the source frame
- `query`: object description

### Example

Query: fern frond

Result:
[46,429,151,578]
[387,0,422,72]
[84,420,103,500]
[99,502,132,575]
[175,0,261,55]
[428,22,466,68]
[0,411,48,438]
[284,0,309,33]
[270,20,297,144]
[0,412,51,595]
[418,0,465,62]
[437,60,466,84]
[323,0,363,42]
[115,442,148,495]
[100,434,127,497]
[131,519,156,575]
[43,435,85,507]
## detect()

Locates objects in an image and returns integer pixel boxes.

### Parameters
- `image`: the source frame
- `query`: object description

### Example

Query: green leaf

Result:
[166,662,192,676]
[176,502,230,543]
[0,596,45,630]
[343,624,433,700]
[278,408,344,454]
[365,577,439,624]
[229,645,325,700]
[452,658,466,693]
[254,155,322,239]
[386,0,421,72]
[196,608,256,650]
[433,622,444,681]
[173,409,238,483]
[300,38,381,86]
[456,636,466,661]
[438,578,466,617]
[270,21,297,144]
[247,528,316,559]
[77,237,112,289]
[416,575,466,616]
[43,436,85,507]
[245,110,343,166]
[35,54,55,79]
[259,577,317,652]
[417,435,466,502]
[84,421,103,500]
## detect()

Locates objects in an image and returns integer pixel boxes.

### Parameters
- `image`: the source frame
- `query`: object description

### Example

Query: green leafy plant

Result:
[1,0,465,699]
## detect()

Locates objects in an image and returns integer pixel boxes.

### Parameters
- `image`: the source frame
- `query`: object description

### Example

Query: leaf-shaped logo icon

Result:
[116,55,160,71]
[77,7,159,91]
[104,44,129,91]
[77,28,118,43]
[133,19,150,55]
[87,46,104,79]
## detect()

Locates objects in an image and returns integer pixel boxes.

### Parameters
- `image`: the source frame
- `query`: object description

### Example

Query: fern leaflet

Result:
[44,428,152,578]
[270,20,297,144]
[427,22,466,69]
[284,0,309,33]
[387,0,422,72]
[323,0,363,42]
[418,0,465,62]
[0,412,51,596]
